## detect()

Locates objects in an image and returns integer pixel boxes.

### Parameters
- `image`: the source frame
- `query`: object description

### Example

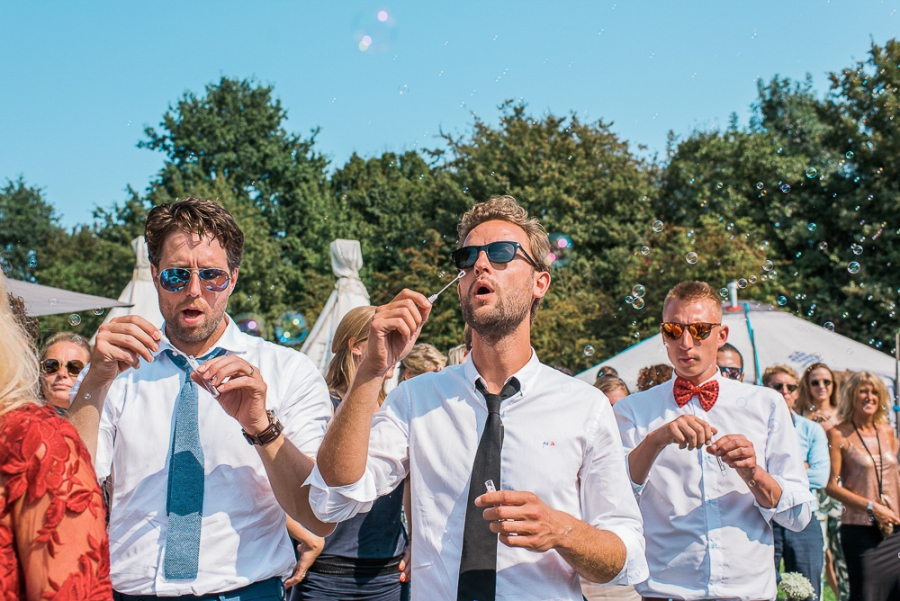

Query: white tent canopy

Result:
[95,237,164,336]
[301,239,371,374]
[5,278,131,317]
[576,301,898,402]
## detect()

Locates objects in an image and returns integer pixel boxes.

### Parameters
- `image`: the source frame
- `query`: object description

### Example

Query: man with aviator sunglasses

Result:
[614,281,814,601]
[308,196,648,601]
[67,197,334,600]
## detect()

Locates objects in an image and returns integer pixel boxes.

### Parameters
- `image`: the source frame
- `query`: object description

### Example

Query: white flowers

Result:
[779,572,816,600]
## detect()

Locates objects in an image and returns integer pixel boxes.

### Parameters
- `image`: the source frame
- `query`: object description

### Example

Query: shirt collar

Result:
[462,347,542,398]
[154,314,245,359]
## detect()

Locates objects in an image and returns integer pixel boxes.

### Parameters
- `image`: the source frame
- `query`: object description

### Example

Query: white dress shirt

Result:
[613,373,815,601]
[75,316,332,595]
[306,351,649,601]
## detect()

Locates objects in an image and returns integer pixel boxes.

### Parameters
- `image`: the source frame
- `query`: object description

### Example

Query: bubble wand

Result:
[428,270,466,304]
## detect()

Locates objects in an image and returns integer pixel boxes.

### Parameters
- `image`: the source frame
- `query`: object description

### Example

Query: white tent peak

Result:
[301,240,370,373]
[93,236,163,341]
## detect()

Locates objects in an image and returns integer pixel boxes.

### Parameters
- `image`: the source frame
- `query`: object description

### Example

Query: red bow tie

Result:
[673,376,720,411]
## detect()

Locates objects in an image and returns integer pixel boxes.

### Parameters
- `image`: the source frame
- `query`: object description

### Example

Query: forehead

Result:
[158,231,228,267]
[663,298,722,323]
[769,371,796,382]
[464,220,530,249]
[46,341,88,359]
[717,349,742,364]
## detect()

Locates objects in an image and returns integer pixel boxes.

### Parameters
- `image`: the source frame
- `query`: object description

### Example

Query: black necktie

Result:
[457,377,520,601]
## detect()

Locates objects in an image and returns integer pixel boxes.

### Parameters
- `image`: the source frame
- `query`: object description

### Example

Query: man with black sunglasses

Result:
[67,197,333,600]
[307,196,648,600]
[614,281,814,601]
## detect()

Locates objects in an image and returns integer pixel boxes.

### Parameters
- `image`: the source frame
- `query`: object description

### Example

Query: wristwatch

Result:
[866,500,875,519]
[242,410,284,446]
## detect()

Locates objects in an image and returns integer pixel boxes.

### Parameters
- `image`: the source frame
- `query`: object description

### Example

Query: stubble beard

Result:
[460,285,531,345]
[162,303,225,347]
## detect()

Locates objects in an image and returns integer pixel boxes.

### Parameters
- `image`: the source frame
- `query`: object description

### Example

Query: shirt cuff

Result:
[304,464,376,523]
[624,454,647,499]
[755,474,816,528]
[600,524,650,586]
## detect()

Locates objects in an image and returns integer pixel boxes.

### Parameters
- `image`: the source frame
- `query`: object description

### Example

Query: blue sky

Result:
[1,0,897,228]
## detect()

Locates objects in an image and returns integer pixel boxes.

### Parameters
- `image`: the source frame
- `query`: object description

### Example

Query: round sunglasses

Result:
[41,359,85,377]
[769,382,799,393]
[451,241,539,270]
[158,268,231,293]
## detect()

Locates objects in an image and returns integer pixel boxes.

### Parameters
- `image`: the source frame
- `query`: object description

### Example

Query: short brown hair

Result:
[145,197,244,271]
[762,364,798,386]
[457,196,551,321]
[663,281,722,318]
[637,364,673,391]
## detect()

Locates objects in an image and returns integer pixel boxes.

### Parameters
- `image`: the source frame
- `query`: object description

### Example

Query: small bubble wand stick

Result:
[427,270,466,304]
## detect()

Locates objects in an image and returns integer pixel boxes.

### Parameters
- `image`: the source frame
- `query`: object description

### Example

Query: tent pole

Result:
[743,303,763,385]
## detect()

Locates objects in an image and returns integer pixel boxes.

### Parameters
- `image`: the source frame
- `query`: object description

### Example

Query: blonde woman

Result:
[288,306,410,601]
[0,278,112,598]
[39,332,92,413]
[398,343,446,381]
[825,372,900,601]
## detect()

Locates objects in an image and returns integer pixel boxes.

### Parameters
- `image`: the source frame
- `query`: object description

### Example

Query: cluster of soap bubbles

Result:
[547,233,573,267]
[274,312,308,346]
[626,284,646,310]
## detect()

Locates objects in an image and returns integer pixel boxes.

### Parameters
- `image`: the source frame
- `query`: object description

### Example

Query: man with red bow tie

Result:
[614,281,814,601]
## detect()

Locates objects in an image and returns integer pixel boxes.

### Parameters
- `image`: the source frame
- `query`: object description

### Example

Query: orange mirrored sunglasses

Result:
[660,322,720,341]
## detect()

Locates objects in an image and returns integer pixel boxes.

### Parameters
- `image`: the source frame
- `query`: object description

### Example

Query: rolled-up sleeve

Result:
[306,385,411,523]
[581,402,649,585]
[757,400,815,531]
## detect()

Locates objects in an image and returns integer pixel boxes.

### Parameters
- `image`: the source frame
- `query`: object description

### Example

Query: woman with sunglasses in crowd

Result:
[0,279,112,598]
[763,365,829,601]
[39,332,92,415]
[825,372,900,601]
[796,362,849,600]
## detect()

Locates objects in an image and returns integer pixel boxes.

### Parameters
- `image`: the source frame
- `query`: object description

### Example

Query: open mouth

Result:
[181,307,204,324]
[473,280,495,300]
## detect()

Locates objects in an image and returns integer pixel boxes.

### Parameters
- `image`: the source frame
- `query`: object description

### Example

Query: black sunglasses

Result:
[718,365,743,380]
[769,382,799,393]
[41,359,85,377]
[661,322,720,341]
[451,241,540,271]
[810,379,833,388]
[158,268,231,293]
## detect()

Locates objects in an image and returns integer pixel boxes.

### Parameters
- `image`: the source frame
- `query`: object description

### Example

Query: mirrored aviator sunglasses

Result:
[718,365,743,380]
[660,322,719,341]
[41,359,85,377]
[158,268,231,293]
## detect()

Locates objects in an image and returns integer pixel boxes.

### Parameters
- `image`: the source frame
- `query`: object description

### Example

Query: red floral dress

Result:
[0,403,112,600]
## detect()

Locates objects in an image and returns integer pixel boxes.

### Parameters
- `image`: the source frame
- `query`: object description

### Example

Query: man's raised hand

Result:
[92,315,162,382]
[363,290,432,377]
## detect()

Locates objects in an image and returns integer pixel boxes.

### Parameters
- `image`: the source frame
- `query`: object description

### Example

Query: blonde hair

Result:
[762,364,799,386]
[447,344,467,366]
[325,306,385,404]
[797,362,840,417]
[457,196,551,322]
[40,332,93,363]
[399,343,447,381]
[594,375,630,396]
[0,277,41,418]
[838,371,890,425]
[662,281,722,319]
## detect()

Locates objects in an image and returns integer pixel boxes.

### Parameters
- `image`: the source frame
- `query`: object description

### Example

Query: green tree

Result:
[0,178,61,282]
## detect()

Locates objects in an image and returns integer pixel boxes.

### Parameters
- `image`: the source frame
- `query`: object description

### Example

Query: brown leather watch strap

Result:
[242,410,284,446]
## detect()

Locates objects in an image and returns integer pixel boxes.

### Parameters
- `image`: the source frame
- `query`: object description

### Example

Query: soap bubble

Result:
[398,83,409,95]
[632,284,646,298]
[92,307,105,316]
[851,244,863,255]
[819,242,828,250]
[625,295,634,304]
[632,298,645,309]
[68,314,81,326]
[748,275,757,284]
[640,245,650,256]
[651,220,664,233]
[738,278,748,289]
[583,345,595,357]
[805,168,818,178]
[274,312,308,346]
[685,252,699,265]
[846,151,854,159]
[780,184,791,194]
[48,297,58,306]
[719,288,728,298]
[756,182,764,190]
[235,313,265,338]
[848,262,861,274]
[777,296,788,306]
[824,322,835,331]
[762,260,773,271]
[808,223,817,232]
[83,393,91,400]
[27,257,37,268]
[547,233,573,267]
[736,397,747,408]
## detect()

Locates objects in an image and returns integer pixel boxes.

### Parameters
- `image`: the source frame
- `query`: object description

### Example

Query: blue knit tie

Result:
[163,347,226,580]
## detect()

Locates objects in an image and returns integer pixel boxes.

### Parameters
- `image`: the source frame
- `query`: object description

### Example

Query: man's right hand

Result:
[361,290,432,378]
[653,415,718,451]
[92,316,162,383]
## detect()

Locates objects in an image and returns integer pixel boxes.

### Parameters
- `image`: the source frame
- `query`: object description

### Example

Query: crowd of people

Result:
[1,194,898,601]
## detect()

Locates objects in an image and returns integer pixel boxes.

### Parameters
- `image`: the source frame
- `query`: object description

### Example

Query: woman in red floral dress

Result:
[0,279,113,600]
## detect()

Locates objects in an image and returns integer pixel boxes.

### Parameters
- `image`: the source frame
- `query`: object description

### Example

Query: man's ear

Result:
[533,270,551,299]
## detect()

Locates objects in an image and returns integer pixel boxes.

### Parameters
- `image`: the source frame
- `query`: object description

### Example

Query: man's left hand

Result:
[193,355,269,434]
[476,490,568,552]
[707,434,757,478]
